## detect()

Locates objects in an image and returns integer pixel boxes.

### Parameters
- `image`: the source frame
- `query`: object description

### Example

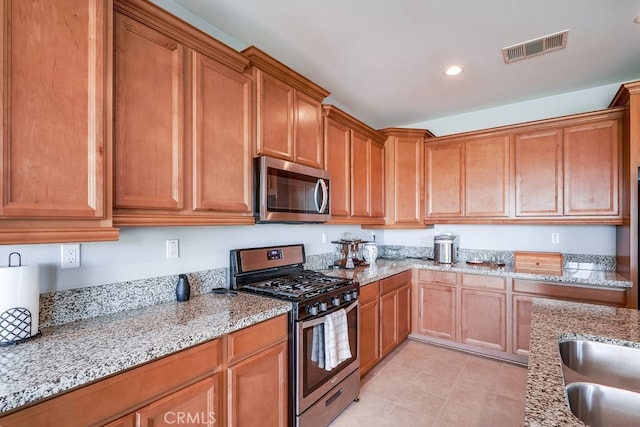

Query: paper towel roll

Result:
[0,264,40,343]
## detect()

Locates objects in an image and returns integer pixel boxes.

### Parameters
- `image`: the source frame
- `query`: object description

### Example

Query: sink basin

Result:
[558,339,640,392]
[565,382,640,427]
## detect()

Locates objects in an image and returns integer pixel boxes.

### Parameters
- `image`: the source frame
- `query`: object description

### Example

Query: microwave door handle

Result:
[314,179,328,213]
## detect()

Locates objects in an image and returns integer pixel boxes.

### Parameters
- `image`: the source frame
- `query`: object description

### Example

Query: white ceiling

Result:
[173,0,640,129]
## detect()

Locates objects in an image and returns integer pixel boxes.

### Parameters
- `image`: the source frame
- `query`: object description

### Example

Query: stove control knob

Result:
[350,290,358,300]
[319,302,328,312]
[331,296,340,307]
[307,305,319,316]
[343,292,352,302]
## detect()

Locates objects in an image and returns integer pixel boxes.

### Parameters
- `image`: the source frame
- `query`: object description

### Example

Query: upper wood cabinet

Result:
[465,135,510,217]
[426,108,623,224]
[243,46,329,169]
[425,135,510,220]
[425,141,465,218]
[323,105,386,224]
[375,128,431,228]
[563,119,620,216]
[113,0,254,226]
[0,0,118,244]
[514,129,563,216]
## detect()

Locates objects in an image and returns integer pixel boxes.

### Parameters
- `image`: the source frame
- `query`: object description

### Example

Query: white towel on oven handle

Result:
[311,323,325,369]
[324,308,352,371]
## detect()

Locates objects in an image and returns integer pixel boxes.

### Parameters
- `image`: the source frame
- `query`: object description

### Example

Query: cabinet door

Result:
[359,298,380,376]
[391,136,424,224]
[416,283,457,340]
[294,91,323,168]
[563,119,619,216]
[465,136,510,217]
[370,140,385,218]
[514,129,563,216]
[255,70,294,161]
[324,117,351,217]
[512,295,533,356]
[228,341,288,427]
[1,0,108,219]
[351,131,372,217]
[103,415,136,427]
[425,142,464,218]
[137,375,221,427]
[114,13,185,210]
[379,291,397,358]
[460,289,506,351]
[192,52,252,214]
[397,284,411,343]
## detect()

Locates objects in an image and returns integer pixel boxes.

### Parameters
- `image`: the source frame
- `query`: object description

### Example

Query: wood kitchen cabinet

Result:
[137,375,221,427]
[323,105,386,224]
[359,282,380,376]
[0,0,118,244]
[425,141,465,219]
[514,129,563,216]
[464,135,510,217]
[227,314,288,427]
[512,295,533,357]
[563,118,620,216]
[413,270,457,340]
[372,128,431,228]
[379,271,411,358]
[113,0,254,226]
[243,46,329,169]
[459,274,507,352]
[426,108,623,224]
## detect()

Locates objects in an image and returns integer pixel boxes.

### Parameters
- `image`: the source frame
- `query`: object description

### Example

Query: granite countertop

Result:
[0,292,290,414]
[525,298,640,426]
[320,259,632,289]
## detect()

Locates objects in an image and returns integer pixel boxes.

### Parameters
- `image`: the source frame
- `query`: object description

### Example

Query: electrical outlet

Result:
[61,244,80,269]
[166,239,179,259]
[551,233,560,244]
[321,232,328,244]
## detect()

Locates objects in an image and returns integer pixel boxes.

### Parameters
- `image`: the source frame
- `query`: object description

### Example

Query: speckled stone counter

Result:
[524,299,640,426]
[321,259,632,289]
[0,292,290,414]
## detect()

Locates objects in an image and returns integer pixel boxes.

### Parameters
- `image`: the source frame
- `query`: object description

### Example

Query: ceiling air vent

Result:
[502,30,568,63]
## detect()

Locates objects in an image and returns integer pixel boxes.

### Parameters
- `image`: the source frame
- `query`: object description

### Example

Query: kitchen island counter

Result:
[525,298,640,426]
[0,292,290,414]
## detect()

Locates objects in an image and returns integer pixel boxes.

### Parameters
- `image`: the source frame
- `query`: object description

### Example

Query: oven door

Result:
[296,300,359,415]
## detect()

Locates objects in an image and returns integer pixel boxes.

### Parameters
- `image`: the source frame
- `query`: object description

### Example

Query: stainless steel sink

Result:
[565,382,640,427]
[558,338,640,393]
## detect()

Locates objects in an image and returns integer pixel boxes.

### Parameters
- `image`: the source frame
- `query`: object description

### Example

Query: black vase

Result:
[176,274,191,302]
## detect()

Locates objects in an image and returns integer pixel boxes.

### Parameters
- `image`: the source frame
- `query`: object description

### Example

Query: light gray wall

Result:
[0,0,618,294]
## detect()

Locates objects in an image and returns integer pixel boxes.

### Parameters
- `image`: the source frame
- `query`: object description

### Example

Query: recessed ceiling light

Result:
[444,65,464,76]
[634,15,640,24]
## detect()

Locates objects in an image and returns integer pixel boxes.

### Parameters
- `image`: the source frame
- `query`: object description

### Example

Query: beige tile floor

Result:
[330,340,528,426]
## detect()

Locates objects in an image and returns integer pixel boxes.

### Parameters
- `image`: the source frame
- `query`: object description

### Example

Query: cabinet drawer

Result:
[417,269,457,286]
[461,274,506,291]
[360,281,380,303]
[228,314,288,365]
[380,271,411,295]
[512,279,626,306]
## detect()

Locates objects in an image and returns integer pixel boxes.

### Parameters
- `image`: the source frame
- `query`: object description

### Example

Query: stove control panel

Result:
[296,282,358,321]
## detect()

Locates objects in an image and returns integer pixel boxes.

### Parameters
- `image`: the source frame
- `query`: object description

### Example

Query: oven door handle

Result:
[301,300,358,328]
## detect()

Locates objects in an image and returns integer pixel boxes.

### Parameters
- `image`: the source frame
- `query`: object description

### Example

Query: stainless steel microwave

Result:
[254,156,330,223]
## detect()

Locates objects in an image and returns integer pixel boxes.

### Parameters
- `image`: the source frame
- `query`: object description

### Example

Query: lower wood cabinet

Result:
[380,271,411,358]
[414,270,457,340]
[137,375,222,427]
[460,289,507,352]
[0,315,288,427]
[359,282,380,376]
[512,295,533,357]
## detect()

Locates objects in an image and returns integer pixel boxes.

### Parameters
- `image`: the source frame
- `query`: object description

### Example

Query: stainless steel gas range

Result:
[230,244,360,427]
